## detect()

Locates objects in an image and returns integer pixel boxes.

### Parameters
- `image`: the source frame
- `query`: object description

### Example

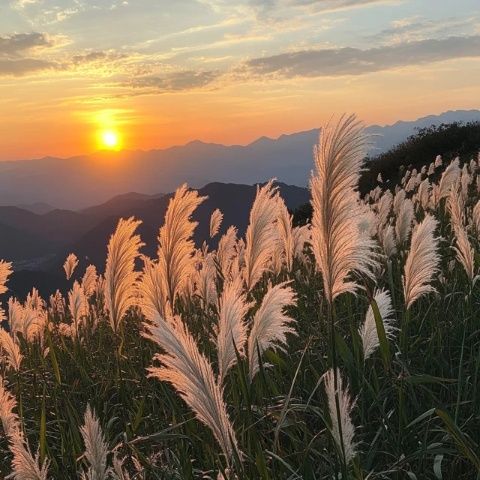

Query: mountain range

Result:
[1,182,309,299]
[1,110,479,211]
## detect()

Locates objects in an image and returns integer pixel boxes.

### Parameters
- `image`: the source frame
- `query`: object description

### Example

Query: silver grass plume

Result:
[393,189,406,217]
[276,196,295,272]
[323,368,357,465]
[0,260,12,295]
[395,197,414,245]
[359,289,395,359]
[82,265,98,298]
[403,214,440,309]
[63,253,79,280]
[216,226,238,280]
[438,157,460,200]
[210,208,224,238]
[247,282,297,382]
[155,184,206,313]
[310,114,378,304]
[7,431,50,480]
[0,328,23,372]
[216,276,252,383]
[0,375,19,438]
[104,217,144,334]
[80,405,109,480]
[447,187,465,228]
[377,190,393,227]
[472,200,480,233]
[68,281,88,336]
[0,377,49,479]
[144,313,240,463]
[138,256,169,321]
[452,224,475,283]
[242,180,280,291]
[379,224,397,258]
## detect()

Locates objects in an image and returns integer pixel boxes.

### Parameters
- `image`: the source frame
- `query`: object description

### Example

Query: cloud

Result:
[129,70,220,92]
[71,50,127,65]
[244,35,480,78]
[0,32,51,56]
[0,58,56,76]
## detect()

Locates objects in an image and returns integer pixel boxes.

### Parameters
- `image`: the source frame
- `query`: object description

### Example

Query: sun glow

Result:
[99,129,121,150]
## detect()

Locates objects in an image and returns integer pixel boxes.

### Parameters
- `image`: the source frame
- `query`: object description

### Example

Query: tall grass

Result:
[1,116,480,479]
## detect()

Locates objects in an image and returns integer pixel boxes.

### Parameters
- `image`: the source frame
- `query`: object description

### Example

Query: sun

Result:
[99,129,121,150]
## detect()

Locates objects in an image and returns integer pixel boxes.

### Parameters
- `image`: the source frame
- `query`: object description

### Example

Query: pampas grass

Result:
[242,180,279,291]
[0,329,23,372]
[104,217,144,334]
[324,368,357,465]
[63,253,79,281]
[216,277,251,383]
[310,114,378,304]
[80,405,108,480]
[210,208,224,238]
[247,281,296,381]
[403,214,440,309]
[144,313,240,464]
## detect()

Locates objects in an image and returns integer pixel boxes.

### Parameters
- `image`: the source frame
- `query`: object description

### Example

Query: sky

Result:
[0,0,479,160]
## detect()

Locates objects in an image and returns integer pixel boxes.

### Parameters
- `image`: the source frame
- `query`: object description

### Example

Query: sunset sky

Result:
[1,0,479,160]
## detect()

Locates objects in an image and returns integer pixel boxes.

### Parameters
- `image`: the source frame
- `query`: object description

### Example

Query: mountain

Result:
[0,182,309,299]
[17,202,55,214]
[1,110,478,210]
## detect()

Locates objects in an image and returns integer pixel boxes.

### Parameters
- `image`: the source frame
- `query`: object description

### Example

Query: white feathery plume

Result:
[434,155,443,168]
[452,224,475,283]
[8,430,50,480]
[49,290,65,318]
[359,289,395,359]
[242,180,279,291]
[470,158,477,174]
[8,298,24,338]
[292,224,311,264]
[216,276,252,383]
[194,252,218,311]
[25,288,45,311]
[80,405,109,480]
[447,187,465,228]
[427,162,435,176]
[138,256,169,322]
[438,157,460,200]
[82,265,98,298]
[379,224,397,258]
[393,189,406,216]
[0,260,12,295]
[377,190,392,227]
[104,217,144,333]
[276,196,295,272]
[155,184,206,313]
[210,208,224,238]
[403,214,440,309]
[472,200,480,233]
[377,172,383,183]
[0,328,23,372]
[68,281,88,336]
[144,314,240,463]
[216,226,238,280]
[323,368,357,465]
[111,454,131,480]
[417,178,430,211]
[0,375,19,438]
[247,282,297,381]
[395,197,414,245]
[310,114,378,304]
[0,377,49,479]
[63,253,79,280]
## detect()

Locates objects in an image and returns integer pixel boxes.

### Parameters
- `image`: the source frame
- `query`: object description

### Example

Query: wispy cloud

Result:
[129,70,220,92]
[243,35,480,78]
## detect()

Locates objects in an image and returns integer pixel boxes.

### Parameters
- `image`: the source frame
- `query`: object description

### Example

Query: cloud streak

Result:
[244,35,480,78]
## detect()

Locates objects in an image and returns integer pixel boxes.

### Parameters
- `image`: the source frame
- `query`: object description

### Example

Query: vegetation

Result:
[1,115,480,479]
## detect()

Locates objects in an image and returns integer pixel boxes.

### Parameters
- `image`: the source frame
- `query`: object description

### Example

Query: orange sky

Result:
[1,0,479,160]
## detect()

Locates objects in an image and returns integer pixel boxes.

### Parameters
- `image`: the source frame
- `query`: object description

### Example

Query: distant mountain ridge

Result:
[0,110,478,210]
[0,181,310,299]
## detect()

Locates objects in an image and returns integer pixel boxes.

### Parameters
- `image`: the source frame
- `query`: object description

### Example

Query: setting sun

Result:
[99,130,121,150]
